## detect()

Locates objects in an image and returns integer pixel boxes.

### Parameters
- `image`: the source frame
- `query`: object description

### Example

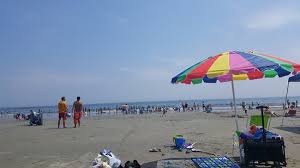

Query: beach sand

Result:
[0,110,299,168]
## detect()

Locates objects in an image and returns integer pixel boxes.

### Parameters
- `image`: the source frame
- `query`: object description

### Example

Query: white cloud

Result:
[246,7,300,30]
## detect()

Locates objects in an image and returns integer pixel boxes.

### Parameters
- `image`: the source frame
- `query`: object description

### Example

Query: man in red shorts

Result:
[72,97,83,128]
[58,97,68,128]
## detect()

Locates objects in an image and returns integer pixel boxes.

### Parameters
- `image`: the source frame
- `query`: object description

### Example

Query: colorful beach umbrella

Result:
[171,51,300,131]
[172,51,300,84]
[281,73,300,125]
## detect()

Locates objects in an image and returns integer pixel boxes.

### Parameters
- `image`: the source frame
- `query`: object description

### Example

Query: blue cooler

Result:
[175,137,186,149]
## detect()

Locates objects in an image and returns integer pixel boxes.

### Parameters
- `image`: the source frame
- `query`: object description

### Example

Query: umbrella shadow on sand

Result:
[274,126,300,135]
[141,161,158,168]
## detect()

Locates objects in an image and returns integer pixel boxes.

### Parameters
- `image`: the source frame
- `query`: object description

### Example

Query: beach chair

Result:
[244,116,287,167]
[286,108,297,116]
[232,115,271,162]
[247,115,271,130]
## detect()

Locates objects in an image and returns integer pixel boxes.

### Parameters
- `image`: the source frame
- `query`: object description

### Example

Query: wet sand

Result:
[0,110,299,168]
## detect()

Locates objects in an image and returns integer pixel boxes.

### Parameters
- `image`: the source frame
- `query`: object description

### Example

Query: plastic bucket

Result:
[173,134,184,143]
[175,137,186,149]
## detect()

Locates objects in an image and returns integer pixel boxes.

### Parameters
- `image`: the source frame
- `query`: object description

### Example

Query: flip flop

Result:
[149,148,161,152]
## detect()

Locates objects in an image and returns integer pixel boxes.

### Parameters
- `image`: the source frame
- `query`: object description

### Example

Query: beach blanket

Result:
[157,157,239,168]
[192,157,240,168]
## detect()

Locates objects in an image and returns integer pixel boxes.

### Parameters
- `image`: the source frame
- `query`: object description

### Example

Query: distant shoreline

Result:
[0,105,292,121]
[1,95,299,110]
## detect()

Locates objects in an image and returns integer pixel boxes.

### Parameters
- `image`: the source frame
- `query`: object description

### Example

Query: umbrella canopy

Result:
[171,51,300,84]
[288,73,300,82]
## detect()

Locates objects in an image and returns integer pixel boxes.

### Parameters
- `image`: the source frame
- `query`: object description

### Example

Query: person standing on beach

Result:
[58,97,68,128]
[184,102,188,111]
[125,104,129,114]
[72,97,83,128]
[242,101,247,115]
[161,107,167,117]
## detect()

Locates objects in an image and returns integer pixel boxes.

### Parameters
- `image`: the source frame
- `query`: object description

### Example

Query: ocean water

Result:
[1,96,299,115]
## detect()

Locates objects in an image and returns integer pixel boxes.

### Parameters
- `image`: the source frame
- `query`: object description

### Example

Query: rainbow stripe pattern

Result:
[171,51,300,84]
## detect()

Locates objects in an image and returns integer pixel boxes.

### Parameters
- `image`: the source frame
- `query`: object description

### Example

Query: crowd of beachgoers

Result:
[0,101,245,118]
[1,99,298,121]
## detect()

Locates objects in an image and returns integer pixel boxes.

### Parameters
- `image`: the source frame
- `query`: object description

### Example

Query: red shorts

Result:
[59,113,67,120]
[74,112,81,120]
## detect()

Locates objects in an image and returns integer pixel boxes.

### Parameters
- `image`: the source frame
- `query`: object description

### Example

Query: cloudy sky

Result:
[1,1,300,107]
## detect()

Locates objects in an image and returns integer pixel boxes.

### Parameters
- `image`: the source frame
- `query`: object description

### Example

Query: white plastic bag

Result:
[101,149,121,168]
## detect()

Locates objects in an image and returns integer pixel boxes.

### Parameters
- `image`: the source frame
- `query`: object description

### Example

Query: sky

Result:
[1,1,300,107]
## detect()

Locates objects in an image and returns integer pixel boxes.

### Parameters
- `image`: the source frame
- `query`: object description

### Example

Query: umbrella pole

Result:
[260,107,266,142]
[281,81,290,126]
[231,80,239,131]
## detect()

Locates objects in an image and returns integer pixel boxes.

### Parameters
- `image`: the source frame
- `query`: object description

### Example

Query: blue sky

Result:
[1,1,300,107]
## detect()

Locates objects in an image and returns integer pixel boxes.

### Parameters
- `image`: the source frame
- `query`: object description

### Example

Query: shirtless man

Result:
[72,97,83,128]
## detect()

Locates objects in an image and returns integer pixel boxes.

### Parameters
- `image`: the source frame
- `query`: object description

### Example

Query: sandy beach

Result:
[0,110,299,168]
[2,1,300,168]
